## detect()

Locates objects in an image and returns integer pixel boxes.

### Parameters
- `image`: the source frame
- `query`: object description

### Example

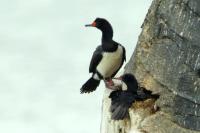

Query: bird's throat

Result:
[101,25,113,42]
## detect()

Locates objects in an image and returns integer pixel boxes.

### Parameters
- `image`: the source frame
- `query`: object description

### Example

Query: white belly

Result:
[97,45,123,78]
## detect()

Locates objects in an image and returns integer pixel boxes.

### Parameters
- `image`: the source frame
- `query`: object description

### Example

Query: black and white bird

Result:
[109,73,159,120]
[80,18,126,93]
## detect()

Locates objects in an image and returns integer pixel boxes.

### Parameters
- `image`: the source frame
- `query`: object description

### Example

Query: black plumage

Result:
[109,90,139,120]
[89,46,103,73]
[109,73,159,120]
[81,18,126,93]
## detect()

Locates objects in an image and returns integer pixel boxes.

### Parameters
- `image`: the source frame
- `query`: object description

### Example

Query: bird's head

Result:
[85,18,113,32]
[115,73,138,93]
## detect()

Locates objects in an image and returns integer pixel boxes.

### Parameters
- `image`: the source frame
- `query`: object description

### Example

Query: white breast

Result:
[97,45,123,78]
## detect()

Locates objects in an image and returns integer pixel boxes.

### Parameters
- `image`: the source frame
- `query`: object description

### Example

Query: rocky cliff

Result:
[101,0,200,132]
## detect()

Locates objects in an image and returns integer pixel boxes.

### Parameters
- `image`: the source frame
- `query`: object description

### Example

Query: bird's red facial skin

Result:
[107,79,114,86]
[91,22,96,27]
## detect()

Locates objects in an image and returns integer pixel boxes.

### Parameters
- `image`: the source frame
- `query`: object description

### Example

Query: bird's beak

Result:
[85,22,96,27]
[113,76,122,81]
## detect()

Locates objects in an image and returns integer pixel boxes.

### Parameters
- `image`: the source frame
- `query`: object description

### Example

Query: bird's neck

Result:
[100,26,117,51]
[101,26,113,42]
[127,84,138,94]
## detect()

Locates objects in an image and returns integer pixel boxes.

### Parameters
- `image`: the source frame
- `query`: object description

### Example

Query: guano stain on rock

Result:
[101,0,200,132]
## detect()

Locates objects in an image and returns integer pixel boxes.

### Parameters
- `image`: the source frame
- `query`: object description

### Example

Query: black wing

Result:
[136,87,160,100]
[109,91,136,120]
[89,45,103,73]
[122,45,126,62]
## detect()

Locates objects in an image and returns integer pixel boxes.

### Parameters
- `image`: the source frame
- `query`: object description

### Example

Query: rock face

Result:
[101,0,200,132]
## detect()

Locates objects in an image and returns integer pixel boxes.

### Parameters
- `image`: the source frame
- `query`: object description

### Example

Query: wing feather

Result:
[89,45,103,73]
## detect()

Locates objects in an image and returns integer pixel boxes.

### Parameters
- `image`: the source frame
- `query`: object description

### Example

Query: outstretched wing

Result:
[109,91,135,120]
[137,87,160,100]
[89,45,103,73]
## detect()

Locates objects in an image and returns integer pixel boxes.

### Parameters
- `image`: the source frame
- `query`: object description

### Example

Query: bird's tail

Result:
[80,77,100,93]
